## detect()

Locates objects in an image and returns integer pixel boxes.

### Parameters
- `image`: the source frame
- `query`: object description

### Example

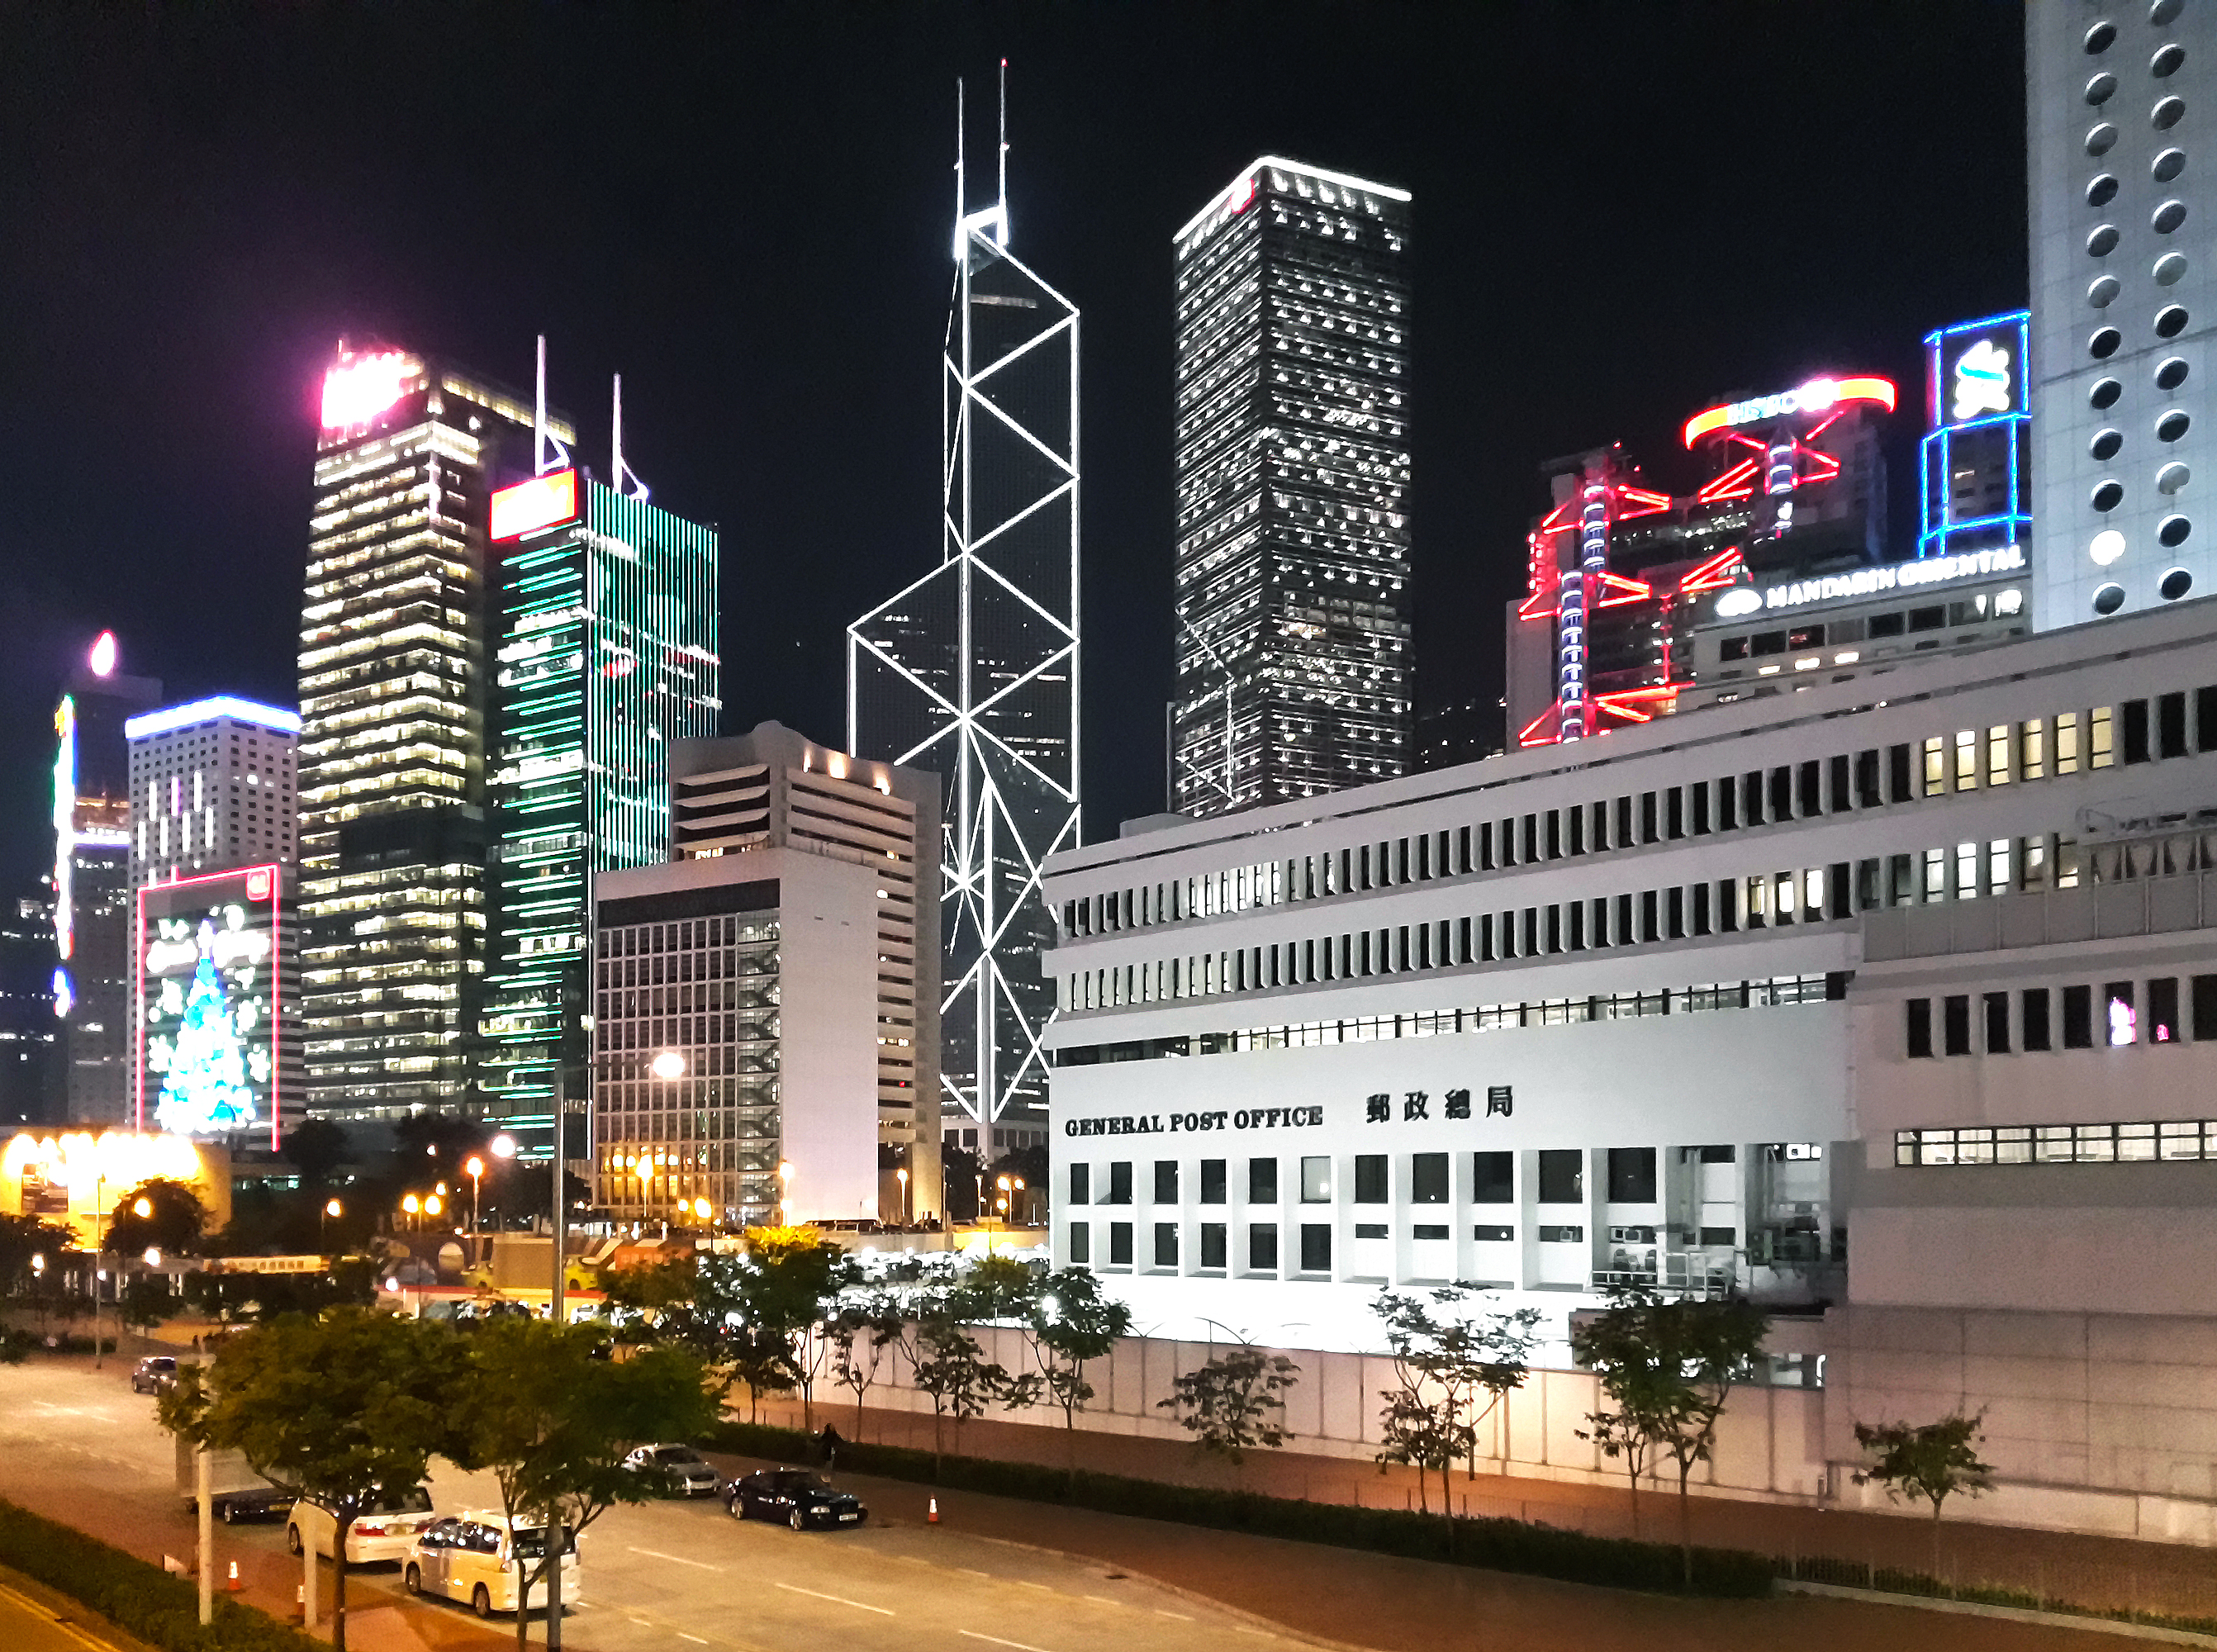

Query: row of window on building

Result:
[1061,684,2217,943]
[1067,1146,1755,1209]
[1903,974,2217,1056]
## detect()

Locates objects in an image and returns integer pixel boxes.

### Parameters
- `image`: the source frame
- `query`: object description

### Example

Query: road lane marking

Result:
[1155,1608,1194,1620]
[629,1618,653,1626]
[678,1635,708,1644]
[1016,1579,1052,1592]
[1082,1595,1118,1606]
[960,1634,1052,1652]
[625,1547,722,1572]
[959,1567,991,1578]
[772,1582,893,1616]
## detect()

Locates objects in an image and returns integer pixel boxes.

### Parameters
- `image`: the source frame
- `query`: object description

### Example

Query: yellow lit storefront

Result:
[2,1131,230,1248]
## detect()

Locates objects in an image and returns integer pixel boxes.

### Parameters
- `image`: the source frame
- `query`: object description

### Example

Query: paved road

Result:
[0,1358,1314,1652]
[0,1578,130,1652]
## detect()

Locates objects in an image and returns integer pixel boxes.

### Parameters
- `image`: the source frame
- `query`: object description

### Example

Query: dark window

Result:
[1607,1147,1657,1203]
[1248,1157,1277,1203]
[1944,995,1972,1056]
[1154,1161,1179,1203]
[1538,1148,1583,1203]
[1108,1162,1132,1203]
[1906,998,1934,1058]
[1797,761,1821,818]
[1411,1152,1449,1203]
[1199,1160,1226,1203]
[1718,779,1738,831]
[2123,698,2152,764]
[2200,688,2217,752]
[1355,1223,1389,1240]
[1699,1226,1738,1246]
[1908,605,1946,632]
[1666,788,1683,839]
[2160,691,2189,758]
[1069,1164,1090,1204]
[2063,985,2094,1049]
[1640,792,1658,844]
[1199,1223,1227,1269]
[1473,1151,1513,1203]
[1473,1224,1513,1242]
[1984,992,2010,1053]
[1751,630,1788,656]
[1568,808,1584,856]
[2151,976,2181,1043]
[1616,795,1633,846]
[1691,784,1711,834]
[1887,743,1913,803]
[1068,1222,1090,1265]
[2196,975,2217,1040]
[1768,767,1792,822]
[1721,636,1751,662]
[1869,610,1906,638]
[1412,1224,1449,1241]
[1354,1155,1388,1203]
[2023,988,2053,1051]
[1857,749,1882,808]
[1153,1224,1178,1268]
[1538,1225,1584,1244]
[1545,811,1561,859]
[1248,1223,1278,1271]
[1108,1222,1132,1265]
[1787,624,1826,648]
[1829,754,1852,813]
[1699,1145,1735,1163]
[1299,1224,1332,1274]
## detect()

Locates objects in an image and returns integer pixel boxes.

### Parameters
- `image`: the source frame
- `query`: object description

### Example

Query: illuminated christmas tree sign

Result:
[135,865,284,1147]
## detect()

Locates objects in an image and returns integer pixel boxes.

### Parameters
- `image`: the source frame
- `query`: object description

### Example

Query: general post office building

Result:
[1042,602,2217,1498]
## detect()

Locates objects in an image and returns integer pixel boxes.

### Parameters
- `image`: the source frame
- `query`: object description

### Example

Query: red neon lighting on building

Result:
[1615,487,1673,519]
[1678,547,1745,592]
[491,468,582,541]
[1595,572,1653,608]
[1681,374,1897,448]
[1516,706,1558,748]
[1694,457,1761,504]
[133,863,284,1151]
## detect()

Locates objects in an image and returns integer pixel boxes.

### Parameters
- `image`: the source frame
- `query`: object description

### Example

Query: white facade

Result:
[2030,1,2215,628]
[125,697,299,889]
[1043,602,2217,1532]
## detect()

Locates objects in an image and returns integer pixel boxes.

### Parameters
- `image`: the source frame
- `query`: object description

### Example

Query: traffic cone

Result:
[227,1560,242,1593]
[927,1498,940,1524]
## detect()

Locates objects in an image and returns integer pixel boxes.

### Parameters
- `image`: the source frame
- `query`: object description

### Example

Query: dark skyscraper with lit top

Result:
[1169,157,1412,818]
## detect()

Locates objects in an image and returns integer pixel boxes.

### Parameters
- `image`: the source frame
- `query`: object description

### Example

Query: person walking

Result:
[819,1423,843,1471]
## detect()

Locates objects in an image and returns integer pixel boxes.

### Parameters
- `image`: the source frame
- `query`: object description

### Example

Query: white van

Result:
[403,1512,579,1617]
[285,1487,437,1564]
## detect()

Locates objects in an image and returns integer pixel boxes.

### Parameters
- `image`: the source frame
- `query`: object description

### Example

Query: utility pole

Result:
[196,1445,212,1626]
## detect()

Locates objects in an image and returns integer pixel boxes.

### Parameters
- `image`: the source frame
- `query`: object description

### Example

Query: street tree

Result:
[827,1290,904,1441]
[105,1179,207,1256]
[909,1315,1033,1467]
[1572,1286,1768,1585]
[1853,1411,1995,1570]
[1158,1343,1301,1484]
[452,1317,720,1652]
[695,1227,856,1430]
[281,1117,351,1187]
[1029,1267,1133,1488]
[0,1213,74,1296]
[158,1308,463,1652]
[1373,1285,1541,1515]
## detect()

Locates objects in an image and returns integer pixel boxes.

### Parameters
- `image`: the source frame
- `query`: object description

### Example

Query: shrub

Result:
[699,1420,1773,1597]
[0,1495,322,1652]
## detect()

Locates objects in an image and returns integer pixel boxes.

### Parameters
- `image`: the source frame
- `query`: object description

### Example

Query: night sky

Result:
[0,2,2025,895]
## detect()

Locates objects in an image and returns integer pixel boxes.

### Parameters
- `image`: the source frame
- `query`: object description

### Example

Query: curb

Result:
[1779,1579,2217,1647]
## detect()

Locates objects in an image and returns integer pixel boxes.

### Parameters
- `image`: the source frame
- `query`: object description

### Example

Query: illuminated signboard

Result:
[135,865,282,1146]
[320,349,418,432]
[491,468,582,541]
[1709,544,2026,620]
[1953,339,2011,421]
[1683,376,1897,448]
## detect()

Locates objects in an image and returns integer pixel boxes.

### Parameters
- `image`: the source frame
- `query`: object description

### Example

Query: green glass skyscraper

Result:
[477,464,719,1157]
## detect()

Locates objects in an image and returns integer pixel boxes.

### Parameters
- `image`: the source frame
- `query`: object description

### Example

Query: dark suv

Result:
[131,1355,178,1394]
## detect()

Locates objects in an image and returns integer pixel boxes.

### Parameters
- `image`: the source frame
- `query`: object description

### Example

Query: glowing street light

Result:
[691,1197,712,1223]
[424,1194,443,1218]
[466,1156,486,1232]
[320,1198,342,1252]
[144,1247,161,1268]
[895,1166,909,1226]
[490,1133,518,1160]
[133,1196,152,1219]
[401,1192,420,1233]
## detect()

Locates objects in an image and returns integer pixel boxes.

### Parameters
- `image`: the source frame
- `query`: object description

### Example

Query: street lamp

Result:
[776,1160,794,1226]
[321,1199,342,1251]
[691,1196,712,1224]
[402,1193,420,1232]
[995,1174,1012,1231]
[424,1194,442,1219]
[465,1156,485,1235]
[133,1196,152,1220]
[895,1167,909,1227]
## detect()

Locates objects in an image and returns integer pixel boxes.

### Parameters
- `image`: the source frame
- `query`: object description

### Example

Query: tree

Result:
[1373,1285,1541,1519]
[686,1228,855,1427]
[827,1292,904,1441]
[159,1308,463,1652]
[909,1316,1032,1467]
[1854,1412,1994,1570]
[1573,1287,1768,1586]
[105,1178,207,1256]
[0,1213,74,1296]
[1030,1267,1133,1488]
[452,1317,719,1652]
[118,1275,174,1332]
[1158,1343,1301,1482]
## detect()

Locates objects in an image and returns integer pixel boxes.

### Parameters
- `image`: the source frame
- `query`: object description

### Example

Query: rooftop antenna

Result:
[534,334,571,475]
[611,374,648,501]
[952,77,966,263]
[952,69,1008,259]
[998,59,1009,246]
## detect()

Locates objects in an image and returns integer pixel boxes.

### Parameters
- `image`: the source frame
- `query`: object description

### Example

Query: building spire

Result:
[534,334,571,476]
[611,373,648,501]
[952,77,966,262]
[998,59,1009,246]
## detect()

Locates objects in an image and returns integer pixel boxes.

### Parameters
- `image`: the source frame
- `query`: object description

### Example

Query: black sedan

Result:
[723,1469,868,1531]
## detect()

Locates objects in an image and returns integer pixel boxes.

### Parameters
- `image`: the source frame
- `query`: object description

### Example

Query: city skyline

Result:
[0,7,2026,901]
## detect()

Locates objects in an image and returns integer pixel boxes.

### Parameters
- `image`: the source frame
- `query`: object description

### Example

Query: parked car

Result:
[722,1469,868,1531]
[403,1512,578,1619]
[287,1486,437,1564]
[623,1442,719,1498]
[131,1355,178,1394]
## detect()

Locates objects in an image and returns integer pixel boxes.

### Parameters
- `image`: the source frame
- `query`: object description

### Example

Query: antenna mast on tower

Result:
[534,335,571,475]
[611,374,648,501]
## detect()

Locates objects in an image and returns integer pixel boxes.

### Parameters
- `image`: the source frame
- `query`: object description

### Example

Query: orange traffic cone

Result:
[227,1560,242,1593]
[927,1498,940,1524]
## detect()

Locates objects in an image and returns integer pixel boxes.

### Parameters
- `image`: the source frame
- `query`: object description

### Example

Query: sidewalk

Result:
[754,1392,2217,1625]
